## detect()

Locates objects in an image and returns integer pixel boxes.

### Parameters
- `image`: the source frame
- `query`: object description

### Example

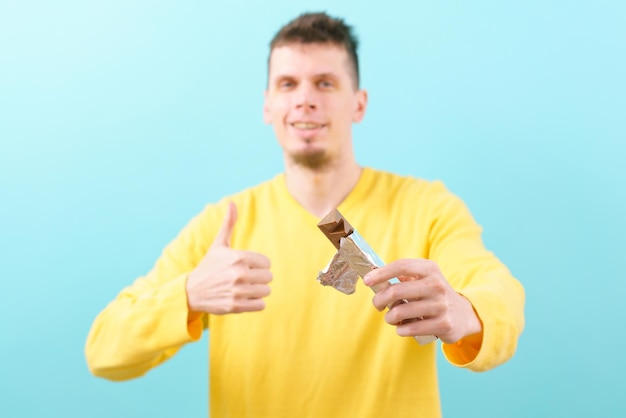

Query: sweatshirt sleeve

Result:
[84,204,222,381]
[425,182,525,372]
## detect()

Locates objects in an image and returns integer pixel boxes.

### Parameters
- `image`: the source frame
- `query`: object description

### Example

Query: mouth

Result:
[290,122,326,130]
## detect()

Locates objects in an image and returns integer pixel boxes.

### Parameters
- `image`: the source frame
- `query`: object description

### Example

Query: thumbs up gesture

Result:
[186,202,273,315]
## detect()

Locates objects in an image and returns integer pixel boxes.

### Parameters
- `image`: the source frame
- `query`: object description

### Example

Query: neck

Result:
[284,155,362,219]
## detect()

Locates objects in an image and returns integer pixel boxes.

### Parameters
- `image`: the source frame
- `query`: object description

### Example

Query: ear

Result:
[352,89,368,123]
[263,90,272,124]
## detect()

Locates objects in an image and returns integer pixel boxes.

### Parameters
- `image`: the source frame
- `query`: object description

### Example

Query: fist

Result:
[186,202,273,315]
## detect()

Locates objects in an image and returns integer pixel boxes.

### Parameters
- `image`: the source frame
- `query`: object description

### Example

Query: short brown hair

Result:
[269,12,360,87]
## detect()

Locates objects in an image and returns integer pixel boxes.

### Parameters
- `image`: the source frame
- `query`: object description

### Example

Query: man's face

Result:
[264,43,367,170]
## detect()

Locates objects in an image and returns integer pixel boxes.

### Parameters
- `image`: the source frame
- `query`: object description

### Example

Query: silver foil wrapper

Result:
[317,232,437,345]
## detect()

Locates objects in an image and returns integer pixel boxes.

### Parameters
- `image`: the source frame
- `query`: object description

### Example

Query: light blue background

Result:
[1,1,624,417]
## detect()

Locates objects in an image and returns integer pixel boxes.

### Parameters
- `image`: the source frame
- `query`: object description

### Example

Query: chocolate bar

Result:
[317,209,437,345]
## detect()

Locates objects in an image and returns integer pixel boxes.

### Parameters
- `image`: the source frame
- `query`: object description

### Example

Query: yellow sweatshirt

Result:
[86,167,525,418]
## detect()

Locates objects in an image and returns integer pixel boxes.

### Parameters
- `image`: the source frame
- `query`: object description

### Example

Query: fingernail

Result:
[363,273,372,285]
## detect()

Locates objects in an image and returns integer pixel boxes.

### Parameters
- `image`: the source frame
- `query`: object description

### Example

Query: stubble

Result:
[290,149,332,170]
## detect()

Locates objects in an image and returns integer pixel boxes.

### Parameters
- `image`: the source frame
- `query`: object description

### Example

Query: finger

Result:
[230,298,267,313]
[213,201,238,248]
[237,250,272,269]
[234,283,272,299]
[395,317,436,338]
[371,281,429,311]
[384,299,439,326]
[239,267,273,284]
[363,259,435,286]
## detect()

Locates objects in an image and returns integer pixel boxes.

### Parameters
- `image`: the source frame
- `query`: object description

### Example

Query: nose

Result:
[294,82,318,111]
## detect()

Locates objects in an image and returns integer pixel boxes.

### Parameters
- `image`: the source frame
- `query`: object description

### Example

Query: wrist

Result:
[456,293,483,341]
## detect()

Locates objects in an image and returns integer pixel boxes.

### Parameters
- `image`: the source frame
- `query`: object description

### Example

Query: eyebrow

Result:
[314,72,339,79]
[272,72,341,85]
[273,71,340,79]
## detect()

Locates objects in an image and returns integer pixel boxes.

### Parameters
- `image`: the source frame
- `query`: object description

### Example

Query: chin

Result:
[290,149,332,170]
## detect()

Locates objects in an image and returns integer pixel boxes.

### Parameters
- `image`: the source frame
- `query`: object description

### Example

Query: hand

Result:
[186,202,272,315]
[363,259,482,344]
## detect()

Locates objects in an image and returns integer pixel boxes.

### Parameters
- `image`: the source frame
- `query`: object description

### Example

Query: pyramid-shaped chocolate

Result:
[317,209,354,249]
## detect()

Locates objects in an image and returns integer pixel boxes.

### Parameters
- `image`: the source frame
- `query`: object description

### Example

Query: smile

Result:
[290,122,325,130]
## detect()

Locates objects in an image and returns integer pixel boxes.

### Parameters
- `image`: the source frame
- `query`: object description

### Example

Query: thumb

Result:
[212,201,238,248]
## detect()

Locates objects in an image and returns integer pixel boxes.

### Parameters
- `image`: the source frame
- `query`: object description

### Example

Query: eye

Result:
[278,79,295,89]
[318,80,333,88]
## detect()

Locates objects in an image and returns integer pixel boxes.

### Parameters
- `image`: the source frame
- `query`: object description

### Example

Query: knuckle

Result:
[232,251,247,265]
[427,260,441,275]
[437,315,454,334]
[432,298,447,316]
[220,248,237,261]
[397,258,412,271]
[387,283,404,300]
[224,298,238,313]
[230,266,248,283]
[431,281,446,296]
[231,286,245,298]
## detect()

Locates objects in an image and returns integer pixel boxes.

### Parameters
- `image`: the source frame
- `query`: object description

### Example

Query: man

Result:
[86,12,525,418]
